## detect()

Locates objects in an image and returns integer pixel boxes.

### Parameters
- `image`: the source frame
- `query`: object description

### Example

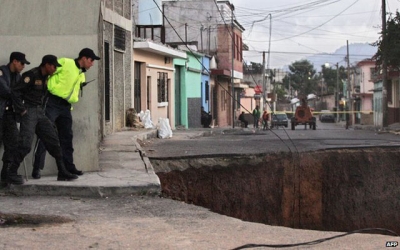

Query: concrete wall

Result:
[0,0,101,175]
[163,0,219,54]
[102,0,133,135]
[358,63,374,115]
[240,88,257,114]
[214,79,230,127]
[361,95,373,112]
[184,53,202,128]
[173,54,203,128]
[216,25,243,76]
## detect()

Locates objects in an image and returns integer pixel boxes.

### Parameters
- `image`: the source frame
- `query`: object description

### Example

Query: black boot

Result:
[7,164,24,185]
[31,166,41,179]
[56,160,78,181]
[68,167,83,176]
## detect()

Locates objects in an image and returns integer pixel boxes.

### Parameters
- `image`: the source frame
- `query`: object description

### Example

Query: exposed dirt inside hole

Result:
[0,212,73,227]
[150,147,400,234]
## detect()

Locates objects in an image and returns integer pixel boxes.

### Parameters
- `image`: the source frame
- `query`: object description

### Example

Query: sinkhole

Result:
[150,148,400,234]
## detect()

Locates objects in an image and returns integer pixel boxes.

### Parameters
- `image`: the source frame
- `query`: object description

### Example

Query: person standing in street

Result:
[7,55,78,185]
[262,109,269,130]
[252,105,261,129]
[0,52,29,184]
[32,48,100,178]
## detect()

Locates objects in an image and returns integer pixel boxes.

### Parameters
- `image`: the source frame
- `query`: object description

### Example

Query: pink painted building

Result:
[353,59,376,125]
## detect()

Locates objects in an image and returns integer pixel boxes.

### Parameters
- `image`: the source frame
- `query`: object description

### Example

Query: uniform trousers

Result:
[2,110,19,163]
[12,106,63,169]
[34,94,75,171]
[0,110,19,181]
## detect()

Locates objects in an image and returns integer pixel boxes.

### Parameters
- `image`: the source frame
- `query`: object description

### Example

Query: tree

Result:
[271,80,287,102]
[320,64,347,94]
[282,59,318,97]
[373,11,400,71]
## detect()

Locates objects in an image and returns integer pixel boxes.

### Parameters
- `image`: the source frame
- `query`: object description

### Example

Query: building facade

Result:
[0,0,132,175]
[133,40,186,129]
[163,0,244,127]
[173,47,204,128]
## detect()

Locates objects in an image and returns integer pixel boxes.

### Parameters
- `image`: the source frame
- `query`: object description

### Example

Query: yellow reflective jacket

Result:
[47,58,85,104]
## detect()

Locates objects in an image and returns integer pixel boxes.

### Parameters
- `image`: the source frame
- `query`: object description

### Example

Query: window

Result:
[135,25,165,43]
[236,90,240,110]
[239,36,243,62]
[388,80,393,103]
[370,67,378,80]
[157,72,168,103]
[205,81,209,102]
[104,42,110,121]
[233,34,242,62]
[114,25,126,51]
[235,34,239,60]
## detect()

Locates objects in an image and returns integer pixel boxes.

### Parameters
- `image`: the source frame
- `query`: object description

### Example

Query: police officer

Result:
[7,55,78,185]
[33,48,100,178]
[0,52,29,184]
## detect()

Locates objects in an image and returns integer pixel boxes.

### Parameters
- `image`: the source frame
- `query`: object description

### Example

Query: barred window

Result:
[157,72,169,103]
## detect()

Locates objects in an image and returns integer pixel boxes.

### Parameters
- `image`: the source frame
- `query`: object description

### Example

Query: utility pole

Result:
[346,40,351,128]
[336,63,339,122]
[262,51,266,111]
[185,23,188,44]
[231,5,235,128]
[272,69,276,112]
[208,26,211,55]
[200,26,203,51]
[267,14,272,111]
[381,0,388,128]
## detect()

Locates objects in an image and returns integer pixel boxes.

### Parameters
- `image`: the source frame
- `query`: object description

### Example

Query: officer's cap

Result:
[10,52,30,65]
[41,55,62,67]
[79,48,100,60]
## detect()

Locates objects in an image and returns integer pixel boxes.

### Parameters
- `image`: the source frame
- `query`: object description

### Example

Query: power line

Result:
[272,0,361,42]
[245,50,375,57]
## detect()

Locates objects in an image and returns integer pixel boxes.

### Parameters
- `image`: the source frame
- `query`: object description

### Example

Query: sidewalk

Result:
[4,128,161,198]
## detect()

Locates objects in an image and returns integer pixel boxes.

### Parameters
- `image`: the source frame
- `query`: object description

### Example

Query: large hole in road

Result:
[150,148,400,234]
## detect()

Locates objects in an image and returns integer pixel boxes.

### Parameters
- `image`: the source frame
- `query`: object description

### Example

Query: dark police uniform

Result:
[8,65,77,184]
[0,65,20,182]
[33,48,100,177]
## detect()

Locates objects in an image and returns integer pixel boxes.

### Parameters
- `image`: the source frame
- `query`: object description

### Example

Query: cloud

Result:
[231,0,394,68]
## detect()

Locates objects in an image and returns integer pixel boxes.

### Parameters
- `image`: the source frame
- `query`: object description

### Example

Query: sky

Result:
[230,0,399,69]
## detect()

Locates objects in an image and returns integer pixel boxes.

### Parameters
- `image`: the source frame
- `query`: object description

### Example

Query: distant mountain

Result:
[306,43,377,69]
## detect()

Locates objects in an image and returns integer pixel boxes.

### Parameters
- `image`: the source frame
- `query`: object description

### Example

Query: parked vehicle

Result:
[318,110,330,121]
[271,113,289,128]
[320,113,335,123]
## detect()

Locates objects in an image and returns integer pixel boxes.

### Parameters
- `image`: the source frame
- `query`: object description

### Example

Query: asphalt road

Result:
[142,121,400,159]
[1,195,398,250]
